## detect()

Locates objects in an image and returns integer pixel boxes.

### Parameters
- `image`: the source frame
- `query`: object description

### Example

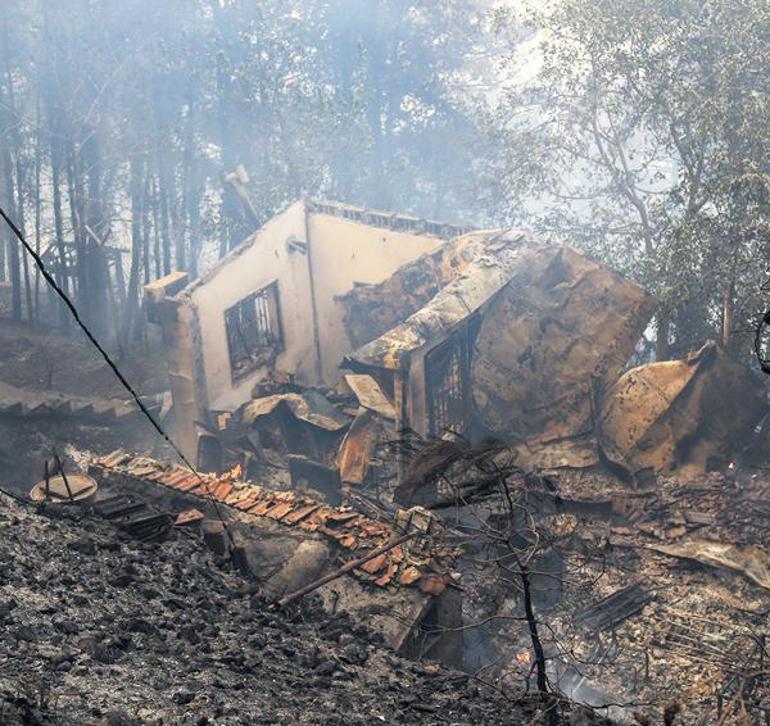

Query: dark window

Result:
[425,316,482,437]
[225,281,283,379]
[426,330,469,436]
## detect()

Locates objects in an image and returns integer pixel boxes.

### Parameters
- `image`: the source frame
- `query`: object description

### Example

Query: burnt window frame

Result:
[425,315,481,437]
[224,280,283,382]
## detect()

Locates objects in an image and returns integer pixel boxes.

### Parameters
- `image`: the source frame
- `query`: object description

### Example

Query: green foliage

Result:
[487,0,770,360]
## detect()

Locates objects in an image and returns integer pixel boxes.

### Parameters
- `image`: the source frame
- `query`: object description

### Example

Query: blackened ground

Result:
[0,492,596,725]
[0,320,168,399]
[0,319,176,498]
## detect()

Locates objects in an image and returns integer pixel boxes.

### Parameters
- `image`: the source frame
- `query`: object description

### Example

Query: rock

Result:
[123,617,156,635]
[56,619,80,635]
[14,625,38,642]
[100,709,141,726]
[110,573,135,588]
[0,598,18,620]
[314,659,337,676]
[67,538,97,555]
[173,691,195,706]
[178,626,201,645]
[201,521,229,557]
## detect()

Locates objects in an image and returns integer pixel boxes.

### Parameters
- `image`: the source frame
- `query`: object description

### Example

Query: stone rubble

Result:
[0,491,600,725]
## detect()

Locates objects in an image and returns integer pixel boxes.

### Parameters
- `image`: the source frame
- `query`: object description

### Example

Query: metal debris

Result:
[29,473,98,504]
[576,583,653,633]
[648,539,770,591]
[242,391,350,431]
[470,245,656,468]
[337,409,385,485]
[343,374,395,419]
[598,341,766,475]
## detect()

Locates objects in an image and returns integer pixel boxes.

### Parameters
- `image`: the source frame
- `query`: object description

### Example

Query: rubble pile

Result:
[92,451,460,592]
[0,491,556,725]
[3,205,768,723]
[550,522,770,723]
[469,466,770,723]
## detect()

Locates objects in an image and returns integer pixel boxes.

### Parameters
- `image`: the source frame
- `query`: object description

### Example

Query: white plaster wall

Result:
[307,213,445,383]
[190,201,315,412]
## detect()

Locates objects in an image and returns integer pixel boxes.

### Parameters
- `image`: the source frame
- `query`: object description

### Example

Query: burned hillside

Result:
[0,196,768,724]
[0,3,769,723]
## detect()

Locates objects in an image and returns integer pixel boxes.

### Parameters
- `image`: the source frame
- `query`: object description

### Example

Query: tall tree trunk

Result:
[655,311,670,362]
[33,87,42,326]
[65,141,88,312]
[2,57,34,326]
[159,175,172,275]
[151,172,161,279]
[15,153,34,325]
[141,161,151,286]
[50,133,70,332]
[124,156,144,346]
[0,148,21,321]
[83,128,109,339]
[182,99,198,276]
[721,279,734,352]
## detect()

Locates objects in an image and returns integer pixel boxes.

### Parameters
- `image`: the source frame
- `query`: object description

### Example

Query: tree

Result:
[0,0,502,341]
[486,0,770,362]
[395,436,614,723]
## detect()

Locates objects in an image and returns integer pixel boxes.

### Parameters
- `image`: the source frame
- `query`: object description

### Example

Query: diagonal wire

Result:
[0,205,238,550]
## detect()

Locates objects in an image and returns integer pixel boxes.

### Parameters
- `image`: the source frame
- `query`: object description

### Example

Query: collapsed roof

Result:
[343,228,658,468]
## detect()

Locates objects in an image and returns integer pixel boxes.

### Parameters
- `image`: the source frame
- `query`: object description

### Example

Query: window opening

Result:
[426,330,468,436]
[225,281,282,379]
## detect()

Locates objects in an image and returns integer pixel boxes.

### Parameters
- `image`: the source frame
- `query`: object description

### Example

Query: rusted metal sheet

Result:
[337,409,384,485]
[343,230,525,371]
[598,341,766,474]
[471,245,657,468]
[242,391,350,431]
[649,539,770,591]
[344,374,396,419]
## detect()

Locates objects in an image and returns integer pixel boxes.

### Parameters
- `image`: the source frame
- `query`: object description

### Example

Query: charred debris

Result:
[6,200,770,724]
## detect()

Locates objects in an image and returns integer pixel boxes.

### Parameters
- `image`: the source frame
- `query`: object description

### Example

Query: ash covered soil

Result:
[0,492,559,725]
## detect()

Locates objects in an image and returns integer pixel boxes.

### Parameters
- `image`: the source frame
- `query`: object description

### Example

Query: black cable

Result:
[0,205,194,469]
[0,205,238,550]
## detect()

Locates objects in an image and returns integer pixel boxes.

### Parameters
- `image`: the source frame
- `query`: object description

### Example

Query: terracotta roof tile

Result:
[176,475,202,492]
[92,453,458,593]
[360,553,387,574]
[214,481,233,500]
[175,508,205,526]
[283,503,322,524]
[265,501,295,520]
[374,561,398,587]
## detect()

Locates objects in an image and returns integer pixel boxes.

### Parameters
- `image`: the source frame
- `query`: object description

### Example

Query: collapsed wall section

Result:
[306,207,448,383]
[185,201,316,412]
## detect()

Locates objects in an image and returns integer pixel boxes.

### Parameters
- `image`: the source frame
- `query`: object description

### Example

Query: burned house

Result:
[146,199,470,462]
[146,198,658,471]
[148,198,765,482]
[42,199,769,725]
